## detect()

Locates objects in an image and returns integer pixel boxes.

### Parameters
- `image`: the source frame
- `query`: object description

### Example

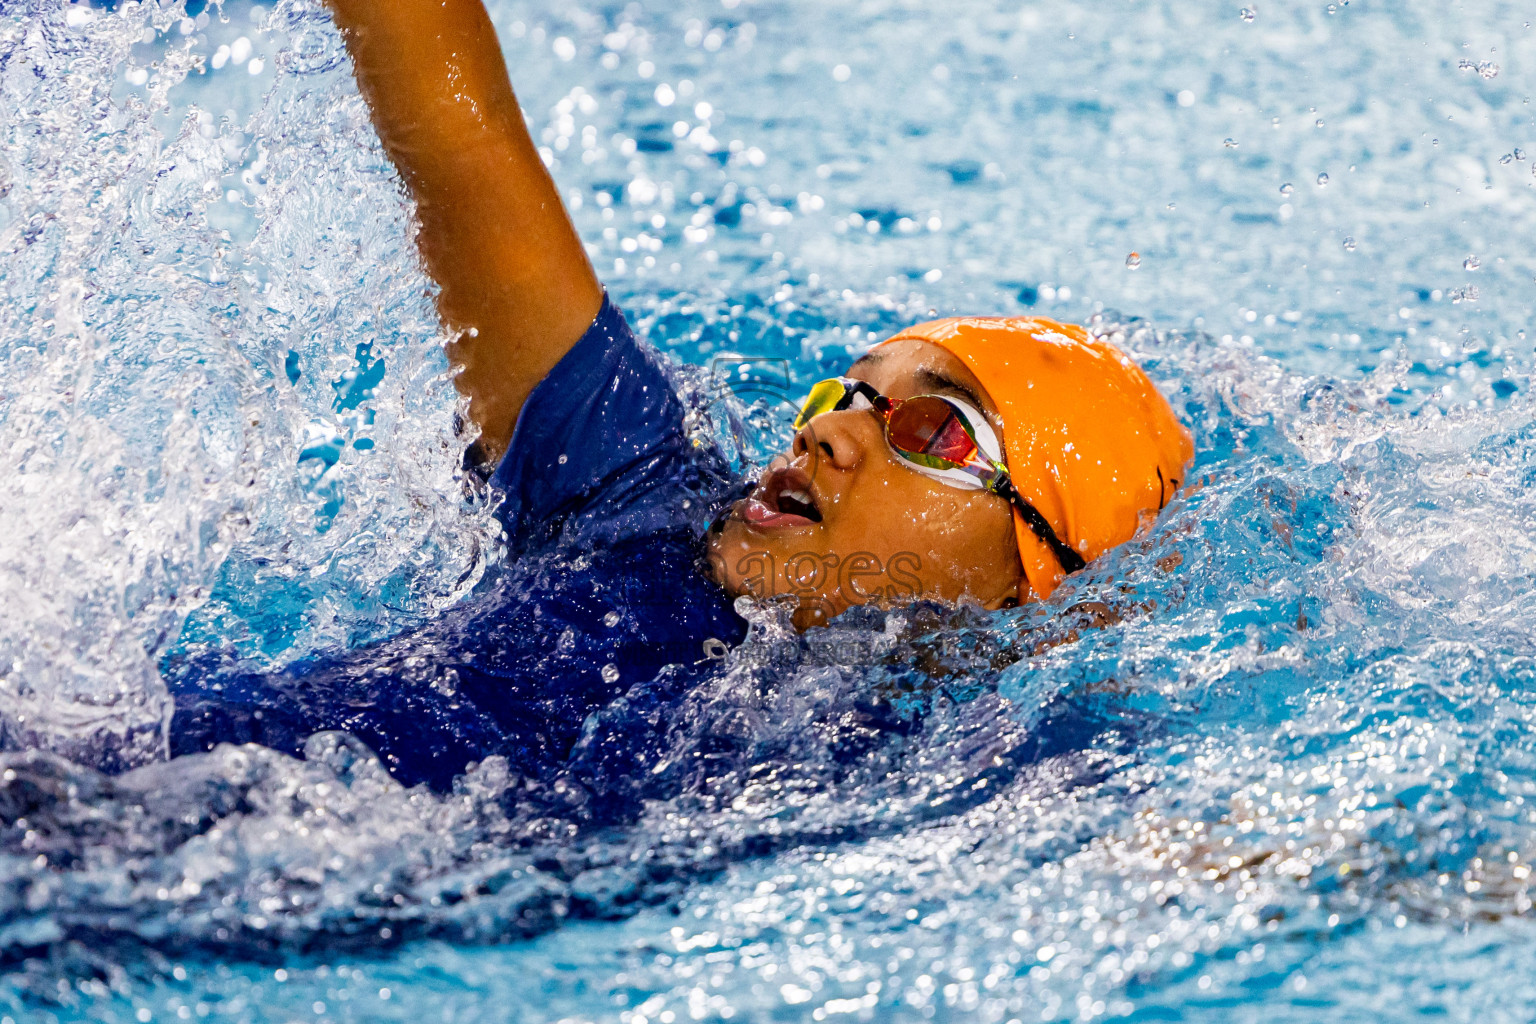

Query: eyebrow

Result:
[847,350,888,372]
[912,367,990,415]
[847,351,995,418]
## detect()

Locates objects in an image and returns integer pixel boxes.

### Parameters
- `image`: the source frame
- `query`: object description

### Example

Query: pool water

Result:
[1,0,1534,1020]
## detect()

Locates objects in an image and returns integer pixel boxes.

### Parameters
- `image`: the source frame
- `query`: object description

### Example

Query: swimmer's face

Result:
[707,338,1025,631]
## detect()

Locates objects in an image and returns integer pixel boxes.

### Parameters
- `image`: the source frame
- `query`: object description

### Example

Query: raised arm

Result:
[324,0,603,462]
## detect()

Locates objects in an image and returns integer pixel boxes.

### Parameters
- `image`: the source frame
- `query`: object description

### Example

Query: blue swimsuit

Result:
[168,298,749,792]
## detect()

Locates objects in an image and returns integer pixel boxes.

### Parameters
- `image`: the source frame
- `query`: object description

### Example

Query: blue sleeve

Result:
[489,295,732,555]
[164,297,751,796]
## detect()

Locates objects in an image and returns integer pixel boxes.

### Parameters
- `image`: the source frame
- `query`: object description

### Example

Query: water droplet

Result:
[1316,173,1330,187]
[1464,254,1481,271]
[1279,183,1295,197]
[1125,252,1142,270]
[603,611,621,628]
[1239,6,1257,21]
[1223,138,1239,148]
[601,663,620,683]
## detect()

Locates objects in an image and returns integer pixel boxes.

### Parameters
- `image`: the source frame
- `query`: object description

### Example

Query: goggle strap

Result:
[996,476,1088,575]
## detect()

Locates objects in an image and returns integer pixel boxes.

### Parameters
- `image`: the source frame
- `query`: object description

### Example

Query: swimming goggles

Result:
[793,377,1087,574]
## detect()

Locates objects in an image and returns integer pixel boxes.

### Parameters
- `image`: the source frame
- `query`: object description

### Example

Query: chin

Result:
[704,518,764,593]
[706,514,818,604]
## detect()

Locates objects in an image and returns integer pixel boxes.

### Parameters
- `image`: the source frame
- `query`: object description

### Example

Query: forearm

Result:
[325,0,602,460]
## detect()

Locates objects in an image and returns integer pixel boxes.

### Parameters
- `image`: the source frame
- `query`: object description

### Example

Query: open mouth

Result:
[738,465,823,529]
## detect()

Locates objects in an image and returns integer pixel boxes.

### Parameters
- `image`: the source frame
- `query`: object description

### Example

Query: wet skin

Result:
[706,337,1027,631]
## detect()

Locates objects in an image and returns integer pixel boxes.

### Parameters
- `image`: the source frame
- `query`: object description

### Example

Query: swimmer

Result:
[166,0,1193,793]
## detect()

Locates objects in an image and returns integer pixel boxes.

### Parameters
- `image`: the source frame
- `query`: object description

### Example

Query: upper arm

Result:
[326,0,602,461]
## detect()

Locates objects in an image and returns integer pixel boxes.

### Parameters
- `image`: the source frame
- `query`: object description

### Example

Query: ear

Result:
[979,574,1030,611]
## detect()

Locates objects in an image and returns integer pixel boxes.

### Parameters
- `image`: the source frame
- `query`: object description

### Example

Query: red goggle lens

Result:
[887,396,978,466]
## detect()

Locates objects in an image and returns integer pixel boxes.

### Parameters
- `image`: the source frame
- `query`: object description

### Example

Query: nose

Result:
[791,408,882,473]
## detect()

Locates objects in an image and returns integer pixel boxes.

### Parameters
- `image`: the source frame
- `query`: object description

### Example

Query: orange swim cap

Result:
[882,317,1194,600]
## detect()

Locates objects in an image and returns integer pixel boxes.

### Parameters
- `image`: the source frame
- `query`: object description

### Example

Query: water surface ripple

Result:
[0,0,1533,1020]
